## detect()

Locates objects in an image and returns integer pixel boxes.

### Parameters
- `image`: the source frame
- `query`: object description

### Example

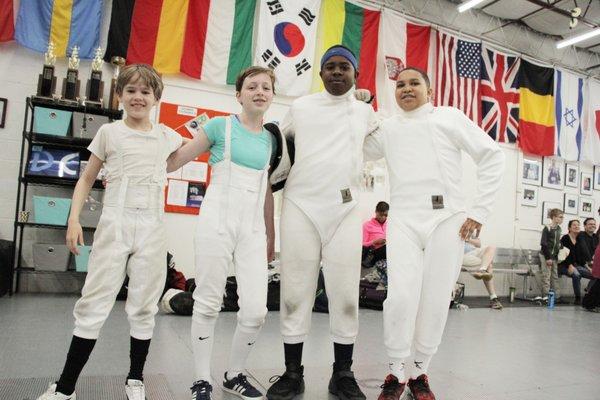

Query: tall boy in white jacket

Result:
[365,68,504,400]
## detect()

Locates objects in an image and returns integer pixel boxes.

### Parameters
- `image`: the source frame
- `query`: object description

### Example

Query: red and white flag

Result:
[583,80,600,164]
[375,9,436,116]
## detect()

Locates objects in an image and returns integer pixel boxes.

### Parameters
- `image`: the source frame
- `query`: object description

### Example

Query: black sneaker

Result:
[191,380,212,400]
[222,372,263,399]
[266,363,305,400]
[573,297,582,305]
[328,361,366,400]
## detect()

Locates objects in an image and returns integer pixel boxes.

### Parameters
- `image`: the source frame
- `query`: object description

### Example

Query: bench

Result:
[462,247,541,300]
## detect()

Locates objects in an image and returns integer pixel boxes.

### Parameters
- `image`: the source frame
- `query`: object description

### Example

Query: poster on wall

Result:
[580,172,593,196]
[542,157,564,190]
[521,185,538,207]
[541,201,561,225]
[563,193,578,215]
[565,163,579,188]
[159,102,229,215]
[522,158,542,186]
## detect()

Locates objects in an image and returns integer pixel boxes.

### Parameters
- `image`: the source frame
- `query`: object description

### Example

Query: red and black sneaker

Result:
[407,374,435,400]
[378,374,406,400]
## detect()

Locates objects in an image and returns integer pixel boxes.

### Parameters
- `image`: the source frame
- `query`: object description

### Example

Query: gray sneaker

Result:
[490,298,503,310]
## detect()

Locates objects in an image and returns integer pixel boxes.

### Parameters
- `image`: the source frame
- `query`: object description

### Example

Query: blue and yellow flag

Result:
[15,0,102,58]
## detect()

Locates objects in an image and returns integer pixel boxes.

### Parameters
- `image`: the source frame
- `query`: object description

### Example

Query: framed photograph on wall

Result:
[565,163,579,187]
[580,172,593,195]
[580,197,595,217]
[521,185,539,207]
[563,193,579,215]
[594,165,600,191]
[542,201,562,225]
[0,97,6,128]
[542,157,564,189]
[522,158,542,186]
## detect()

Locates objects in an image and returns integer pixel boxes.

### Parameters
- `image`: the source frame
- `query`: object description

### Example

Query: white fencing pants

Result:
[73,206,166,340]
[191,183,268,329]
[384,212,465,359]
[279,199,362,344]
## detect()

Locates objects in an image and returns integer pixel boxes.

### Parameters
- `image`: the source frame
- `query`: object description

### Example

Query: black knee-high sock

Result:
[284,342,303,367]
[128,337,151,381]
[333,343,354,371]
[56,336,97,395]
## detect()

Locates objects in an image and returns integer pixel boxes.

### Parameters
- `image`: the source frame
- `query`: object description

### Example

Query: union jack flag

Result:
[480,47,520,142]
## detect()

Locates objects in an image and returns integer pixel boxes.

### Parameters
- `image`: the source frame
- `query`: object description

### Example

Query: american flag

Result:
[480,47,520,143]
[435,32,481,124]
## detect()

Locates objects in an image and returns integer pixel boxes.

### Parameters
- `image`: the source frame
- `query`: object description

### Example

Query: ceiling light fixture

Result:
[557,28,600,49]
[457,0,487,13]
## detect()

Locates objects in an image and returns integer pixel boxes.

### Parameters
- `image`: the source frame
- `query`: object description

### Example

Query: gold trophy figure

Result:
[85,47,105,107]
[108,56,126,111]
[61,46,81,104]
[35,41,57,99]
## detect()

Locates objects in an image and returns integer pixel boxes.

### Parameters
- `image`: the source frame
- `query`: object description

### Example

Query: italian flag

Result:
[181,0,257,85]
[375,9,436,116]
[311,0,380,104]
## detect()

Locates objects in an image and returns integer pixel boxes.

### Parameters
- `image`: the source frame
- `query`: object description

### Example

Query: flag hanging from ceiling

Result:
[435,31,482,124]
[255,0,321,96]
[104,0,189,74]
[15,0,102,58]
[480,46,520,143]
[0,0,15,42]
[582,80,600,164]
[518,59,555,156]
[310,0,379,99]
[375,9,435,115]
[555,69,584,161]
[181,0,257,85]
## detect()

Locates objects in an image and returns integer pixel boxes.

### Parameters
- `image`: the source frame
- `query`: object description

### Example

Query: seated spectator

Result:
[559,220,594,305]
[583,243,600,312]
[362,201,388,269]
[577,217,598,265]
[462,237,503,309]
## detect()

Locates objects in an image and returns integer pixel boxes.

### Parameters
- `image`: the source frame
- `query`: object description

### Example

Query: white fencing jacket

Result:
[364,102,505,225]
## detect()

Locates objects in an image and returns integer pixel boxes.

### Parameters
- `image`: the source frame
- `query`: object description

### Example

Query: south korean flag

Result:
[255,0,321,96]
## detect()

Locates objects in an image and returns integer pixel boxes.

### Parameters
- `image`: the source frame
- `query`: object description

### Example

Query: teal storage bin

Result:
[33,196,72,225]
[33,106,72,136]
[75,246,92,272]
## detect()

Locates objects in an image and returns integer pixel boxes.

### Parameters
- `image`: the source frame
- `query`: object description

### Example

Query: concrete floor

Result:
[1,294,599,400]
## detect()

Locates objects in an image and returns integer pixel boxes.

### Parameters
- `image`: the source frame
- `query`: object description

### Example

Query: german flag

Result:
[518,60,555,156]
[104,0,189,74]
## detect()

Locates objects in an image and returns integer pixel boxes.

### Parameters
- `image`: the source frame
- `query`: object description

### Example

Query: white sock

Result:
[490,294,498,300]
[410,351,432,378]
[226,323,262,379]
[191,315,217,384]
[388,357,407,383]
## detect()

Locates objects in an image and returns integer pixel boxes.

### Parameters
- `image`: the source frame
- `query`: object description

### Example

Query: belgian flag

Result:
[518,60,555,156]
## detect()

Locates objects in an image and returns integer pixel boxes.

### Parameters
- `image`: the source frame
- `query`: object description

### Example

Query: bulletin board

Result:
[158,102,229,215]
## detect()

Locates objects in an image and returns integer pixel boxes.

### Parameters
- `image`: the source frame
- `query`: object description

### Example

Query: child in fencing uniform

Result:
[266,45,378,400]
[364,67,505,400]
[167,66,277,400]
[37,64,183,400]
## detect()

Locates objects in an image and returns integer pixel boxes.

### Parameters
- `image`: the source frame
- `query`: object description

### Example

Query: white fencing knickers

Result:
[191,115,270,347]
[384,211,465,359]
[279,199,362,344]
[73,186,167,340]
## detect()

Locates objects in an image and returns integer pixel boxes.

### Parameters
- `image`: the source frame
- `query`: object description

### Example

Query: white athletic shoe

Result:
[37,383,76,400]
[125,379,146,400]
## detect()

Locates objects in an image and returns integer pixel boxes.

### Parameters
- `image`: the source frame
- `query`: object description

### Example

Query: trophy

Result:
[61,46,81,104]
[85,47,104,107]
[108,56,126,110]
[35,41,57,99]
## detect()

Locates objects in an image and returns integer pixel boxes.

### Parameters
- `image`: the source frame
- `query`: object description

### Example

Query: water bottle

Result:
[548,290,555,309]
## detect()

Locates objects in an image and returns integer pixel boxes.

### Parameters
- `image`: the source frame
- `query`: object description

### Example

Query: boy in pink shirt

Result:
[362,201,389,268]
